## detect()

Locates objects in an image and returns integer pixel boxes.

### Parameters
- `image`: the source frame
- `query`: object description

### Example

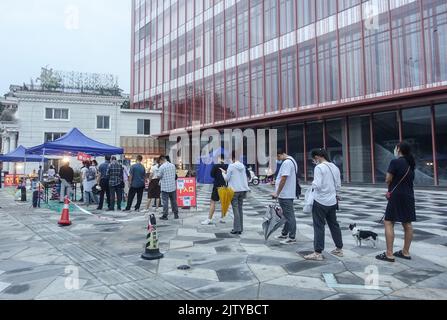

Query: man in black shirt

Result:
[201,155,228,225]
[59,162,74,203]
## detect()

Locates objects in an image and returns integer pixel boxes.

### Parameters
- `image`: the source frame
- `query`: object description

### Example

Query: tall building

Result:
[131,0,447,186]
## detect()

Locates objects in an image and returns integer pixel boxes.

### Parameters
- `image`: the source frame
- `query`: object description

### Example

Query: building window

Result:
[402,106,434,185]
[225,7,237,58]
[318,31,339,103]
[264,0,278,41]
[326,119,347,181]
[423,0,447,84]
[215,13,225,62]
[435,104,447,186]
[281,48,297,110]
[45,108,69,120]
[280,0,295,35]
[306,121,324,179]
[237,1,249,53]
[373,112,400,183]
[392,2,425,89]
[287,124,304,179]
[44,132,66,142]
[364,12,393,94]
[137,119,151,135]
[96,116,110,130]
[349,115,373,183]
[250,0,264,47]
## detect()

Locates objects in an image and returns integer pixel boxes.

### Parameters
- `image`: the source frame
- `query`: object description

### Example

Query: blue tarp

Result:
[0,145,47,162]
[26,128,124,156]
[196,148,230,184]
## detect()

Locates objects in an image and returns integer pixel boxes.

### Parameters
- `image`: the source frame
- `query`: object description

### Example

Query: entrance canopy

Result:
[26,128,124,157]
[0,145,47,162]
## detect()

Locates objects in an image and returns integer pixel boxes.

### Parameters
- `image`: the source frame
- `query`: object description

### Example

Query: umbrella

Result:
[218,186,235,217]
[262,204,287,240]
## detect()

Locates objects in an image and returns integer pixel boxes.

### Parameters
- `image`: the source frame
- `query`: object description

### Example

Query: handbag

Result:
[386,166,410,201]
[303,188,314,214]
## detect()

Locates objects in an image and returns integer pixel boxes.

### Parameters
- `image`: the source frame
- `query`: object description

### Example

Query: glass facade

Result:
[132,0,447,186]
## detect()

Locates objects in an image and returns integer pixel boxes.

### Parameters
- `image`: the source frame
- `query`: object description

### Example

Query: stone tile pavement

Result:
[0,184,446,300]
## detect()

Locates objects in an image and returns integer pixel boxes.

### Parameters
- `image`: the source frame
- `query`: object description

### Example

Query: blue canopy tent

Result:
[196,147,229,184]
[0,145,47,162]
[26,128,124,157]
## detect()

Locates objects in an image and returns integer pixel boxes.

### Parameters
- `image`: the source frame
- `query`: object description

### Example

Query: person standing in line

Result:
[47,165,56,179]
[272,149,298,244]
[202,155,229,225]
[58,161,74,203]
[107,156,124,211]
[376,141,416,263]
[221,151,250,235]
[158,156,179,220]
[97,156,111,210]
[82,160,98,207]
[124,155,146,212]
[146,158,161,212]
[304,148,343,261]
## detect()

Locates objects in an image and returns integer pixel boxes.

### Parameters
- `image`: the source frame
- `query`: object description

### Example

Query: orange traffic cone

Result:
[58,196,72,226]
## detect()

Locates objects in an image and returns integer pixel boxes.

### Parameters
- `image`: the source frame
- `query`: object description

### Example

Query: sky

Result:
[0,0,132,95]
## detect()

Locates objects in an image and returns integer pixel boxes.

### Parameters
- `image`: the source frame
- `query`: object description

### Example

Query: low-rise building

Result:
[0,81,163,175]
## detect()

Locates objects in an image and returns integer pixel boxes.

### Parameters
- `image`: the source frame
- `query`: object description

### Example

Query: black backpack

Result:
[285,158,302,199]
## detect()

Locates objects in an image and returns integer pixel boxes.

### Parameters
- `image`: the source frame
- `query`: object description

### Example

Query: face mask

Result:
[312,159,319,166]
[394,147,399,158]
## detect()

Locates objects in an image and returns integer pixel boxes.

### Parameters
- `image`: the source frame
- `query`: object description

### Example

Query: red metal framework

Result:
[131,0,447,186]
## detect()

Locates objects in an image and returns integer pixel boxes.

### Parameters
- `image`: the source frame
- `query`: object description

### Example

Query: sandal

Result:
[394,250,412,260]
[375,252,395,263]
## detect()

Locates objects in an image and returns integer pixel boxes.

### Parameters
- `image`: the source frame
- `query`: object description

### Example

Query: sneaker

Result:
[174,215,180,220]
[331,248,344,257]
[304,252,324,261]
[159,216,168,221]
[219,218,226,224]
[275,234,288,240]
[280,238,297,245]
[201,218,213,225]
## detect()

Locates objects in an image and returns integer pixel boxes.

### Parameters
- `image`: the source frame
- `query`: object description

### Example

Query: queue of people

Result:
[18,141,417,265]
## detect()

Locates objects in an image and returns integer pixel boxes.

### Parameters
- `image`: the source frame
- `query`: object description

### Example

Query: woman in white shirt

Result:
[304,148,344,261]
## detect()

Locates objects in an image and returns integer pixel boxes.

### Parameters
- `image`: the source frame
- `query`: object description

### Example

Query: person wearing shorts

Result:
[201,156,228,225]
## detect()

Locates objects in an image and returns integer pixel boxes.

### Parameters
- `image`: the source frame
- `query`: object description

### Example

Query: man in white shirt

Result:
[272,149,298,244]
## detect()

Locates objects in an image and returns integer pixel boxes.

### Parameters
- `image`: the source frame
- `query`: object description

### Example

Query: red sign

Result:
[77,152,92,162]
[176,178,197,208]
[4,175,24,187]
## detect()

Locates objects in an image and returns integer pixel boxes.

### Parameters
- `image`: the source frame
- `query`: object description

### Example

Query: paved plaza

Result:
[0,184,446,300]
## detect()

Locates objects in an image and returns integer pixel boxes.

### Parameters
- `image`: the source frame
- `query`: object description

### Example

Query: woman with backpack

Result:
[82,160,98,207]
[376,141,416,263]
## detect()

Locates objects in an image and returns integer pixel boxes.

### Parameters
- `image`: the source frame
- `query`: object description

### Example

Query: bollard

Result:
[141,214,164,260]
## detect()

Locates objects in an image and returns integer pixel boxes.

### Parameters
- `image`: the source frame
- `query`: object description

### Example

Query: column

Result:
[9,133,17,175]
[3,136,10,173]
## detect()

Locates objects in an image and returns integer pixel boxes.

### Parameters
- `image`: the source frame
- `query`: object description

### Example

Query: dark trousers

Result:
[231,192,246,233]
[97,179,110,209]
[162,191,179,217]
[279,198,296,239]
[109,185,123,210]
[312,200,344,253]
[126,187,144,210]
[32,191,39,208]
